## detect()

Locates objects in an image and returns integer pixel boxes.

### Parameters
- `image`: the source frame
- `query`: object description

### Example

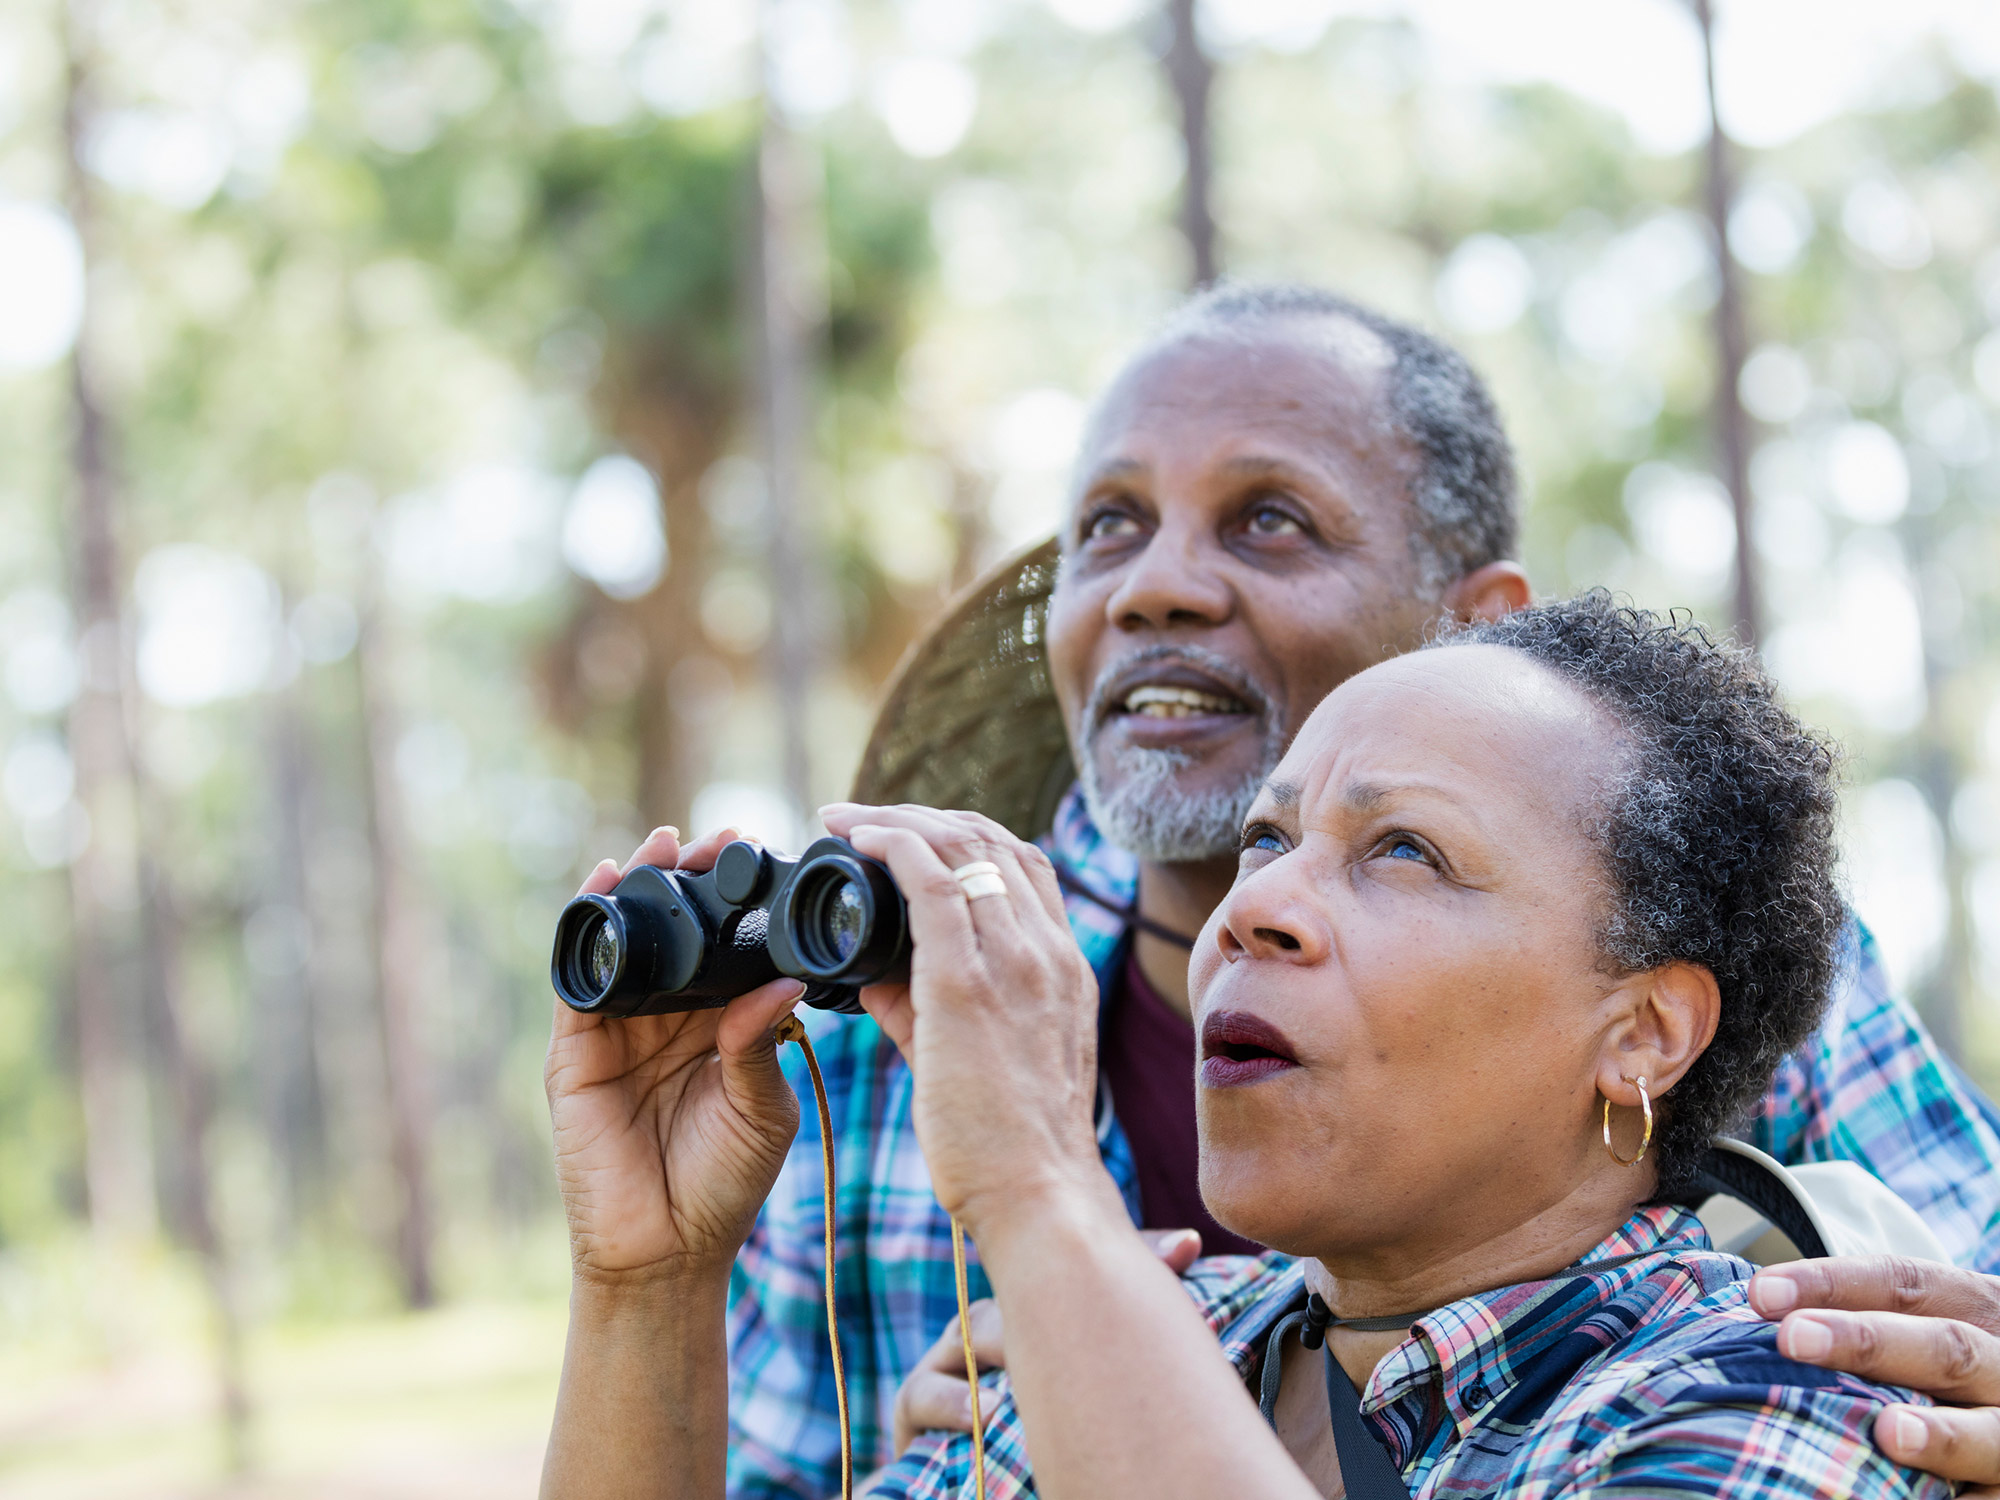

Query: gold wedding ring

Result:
[951,860,1008,901]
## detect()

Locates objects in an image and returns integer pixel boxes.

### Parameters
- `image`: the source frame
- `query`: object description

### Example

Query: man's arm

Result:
[1753,919,2000,1270]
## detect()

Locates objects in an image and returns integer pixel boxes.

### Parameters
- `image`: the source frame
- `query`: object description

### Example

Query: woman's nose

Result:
[1103,520,1233,632]
[1214,865,1329,966]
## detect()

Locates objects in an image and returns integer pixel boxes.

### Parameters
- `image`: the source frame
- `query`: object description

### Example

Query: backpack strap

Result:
[1666,1137,1832,1260]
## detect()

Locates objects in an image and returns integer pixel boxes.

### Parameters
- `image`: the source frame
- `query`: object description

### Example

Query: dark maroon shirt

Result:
[1098,951,1263,1257]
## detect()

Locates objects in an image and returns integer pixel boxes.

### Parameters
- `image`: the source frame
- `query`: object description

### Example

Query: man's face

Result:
[1045,317,1447,864]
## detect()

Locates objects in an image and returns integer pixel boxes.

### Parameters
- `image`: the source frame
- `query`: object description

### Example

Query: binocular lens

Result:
[795,868,876,971]
[824,878,864,962]
[588,918,621,994]
[562,908,622,1004]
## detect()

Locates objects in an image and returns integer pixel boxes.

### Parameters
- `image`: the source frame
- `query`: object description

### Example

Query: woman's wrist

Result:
[546,1254,732,1499]
[570,1253,734,1316]
[956,1161,1135,1277]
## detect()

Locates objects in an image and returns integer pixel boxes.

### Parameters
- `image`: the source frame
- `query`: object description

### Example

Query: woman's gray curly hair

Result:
[1431,591,1844,1197]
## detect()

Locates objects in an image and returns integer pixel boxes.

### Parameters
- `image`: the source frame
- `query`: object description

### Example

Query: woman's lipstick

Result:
[1199,1010,1301,1088]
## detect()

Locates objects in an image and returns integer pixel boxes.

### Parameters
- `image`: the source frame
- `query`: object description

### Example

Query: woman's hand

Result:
[545,825,805,1285]
[820,803,1116,1236]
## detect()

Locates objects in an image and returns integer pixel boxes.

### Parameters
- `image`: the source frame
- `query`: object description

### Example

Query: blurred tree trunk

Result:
[624,409,724,832]
[137,852,252,1471]
[62,1,249,1468]
[754,27,831,823]
[257,681,329,1227]
[1691,0,1759,645]
[1165,0,1219,288]
[59,0,156,1244]
[355,584,438,1308]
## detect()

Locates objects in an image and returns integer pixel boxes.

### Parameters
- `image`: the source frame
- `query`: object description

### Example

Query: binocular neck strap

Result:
[775,1016,856,1500]
[773,1014,989,1500]
[1051,861,1197,951]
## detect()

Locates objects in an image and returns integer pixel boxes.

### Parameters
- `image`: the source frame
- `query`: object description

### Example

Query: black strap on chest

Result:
[1324,1348,1414,1500]
[1256,1292,1414,1500]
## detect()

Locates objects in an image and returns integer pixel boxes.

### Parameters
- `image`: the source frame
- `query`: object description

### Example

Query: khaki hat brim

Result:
[850,536,1079,840]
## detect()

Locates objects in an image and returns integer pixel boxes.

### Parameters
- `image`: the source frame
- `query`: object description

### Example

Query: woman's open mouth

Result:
[1199,1010,1301,1088]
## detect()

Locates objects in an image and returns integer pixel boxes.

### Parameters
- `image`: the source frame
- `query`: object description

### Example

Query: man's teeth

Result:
[1122,685,1245,718]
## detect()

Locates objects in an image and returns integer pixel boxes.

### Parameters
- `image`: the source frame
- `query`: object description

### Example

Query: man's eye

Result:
[1246,504,1304,537]
[1084,509,1141,541]
[1381,835,1429,863]
[1240,827,1287,856]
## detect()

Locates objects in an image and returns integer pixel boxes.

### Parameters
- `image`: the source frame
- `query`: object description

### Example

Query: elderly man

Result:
[543,285,2000,1500]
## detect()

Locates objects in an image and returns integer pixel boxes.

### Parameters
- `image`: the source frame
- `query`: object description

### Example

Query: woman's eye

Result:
[1246,504,1304,537]
[1083,508,1140,541]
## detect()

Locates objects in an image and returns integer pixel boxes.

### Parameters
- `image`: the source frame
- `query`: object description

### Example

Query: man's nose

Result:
[1102,520,1233,632]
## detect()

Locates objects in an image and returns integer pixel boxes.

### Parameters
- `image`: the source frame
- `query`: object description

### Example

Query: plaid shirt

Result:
[868,1205,1953,1500]
[726,787,2000,1499]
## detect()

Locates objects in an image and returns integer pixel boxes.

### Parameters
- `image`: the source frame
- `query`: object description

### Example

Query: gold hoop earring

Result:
[1603,1075,1653,1166]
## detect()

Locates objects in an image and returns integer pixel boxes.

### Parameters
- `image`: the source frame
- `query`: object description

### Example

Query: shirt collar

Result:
[1363,1204,1713,1438]
[1047,784,1138,902]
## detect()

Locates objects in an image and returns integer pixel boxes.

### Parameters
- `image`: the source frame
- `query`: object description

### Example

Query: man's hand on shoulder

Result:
[1752,1255,2000,1497]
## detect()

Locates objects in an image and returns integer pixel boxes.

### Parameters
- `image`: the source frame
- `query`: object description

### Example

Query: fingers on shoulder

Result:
[1881,1402,2000,1485]
[1785,1255,1994,1323]
[1786,1308,2000,1404]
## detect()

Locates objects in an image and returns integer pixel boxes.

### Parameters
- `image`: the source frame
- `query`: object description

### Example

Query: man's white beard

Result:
[1077,736,1281,864]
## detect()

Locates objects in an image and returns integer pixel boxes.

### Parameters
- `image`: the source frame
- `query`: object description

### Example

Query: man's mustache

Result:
[1079,644,1278,739]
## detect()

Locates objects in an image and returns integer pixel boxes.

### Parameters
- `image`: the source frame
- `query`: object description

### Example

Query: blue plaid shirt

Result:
[725,787,2000,1499]
[867,1206,1952,1500]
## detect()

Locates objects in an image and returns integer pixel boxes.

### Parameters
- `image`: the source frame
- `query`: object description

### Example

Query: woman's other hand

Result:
[819,803,1114,1235]
[1751,1256,2000,1498]
[545,825,805,1284]
[888,1229,1203,1455]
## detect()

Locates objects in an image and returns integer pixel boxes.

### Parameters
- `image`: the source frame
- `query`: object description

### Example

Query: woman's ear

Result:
[1594,962,1721,1107]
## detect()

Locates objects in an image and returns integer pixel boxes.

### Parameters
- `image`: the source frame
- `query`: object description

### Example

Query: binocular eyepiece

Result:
[551,837,910,1017]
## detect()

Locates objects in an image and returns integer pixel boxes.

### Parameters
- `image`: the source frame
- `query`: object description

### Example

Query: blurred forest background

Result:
[4,0,2000,1493]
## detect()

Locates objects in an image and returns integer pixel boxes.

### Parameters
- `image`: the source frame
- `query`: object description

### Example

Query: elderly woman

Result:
[541,594,1943,1500]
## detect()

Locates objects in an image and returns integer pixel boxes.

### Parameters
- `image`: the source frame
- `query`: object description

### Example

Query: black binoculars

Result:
[550,837,910,1017]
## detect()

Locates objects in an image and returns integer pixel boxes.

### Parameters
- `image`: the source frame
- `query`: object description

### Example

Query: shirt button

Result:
[1463,1381,1490,1411]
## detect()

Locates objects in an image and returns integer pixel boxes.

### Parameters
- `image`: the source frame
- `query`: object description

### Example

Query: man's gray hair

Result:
[1150,282,1521,594]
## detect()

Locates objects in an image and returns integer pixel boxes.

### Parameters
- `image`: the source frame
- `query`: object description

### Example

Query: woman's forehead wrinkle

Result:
[1288,651,1613,840]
